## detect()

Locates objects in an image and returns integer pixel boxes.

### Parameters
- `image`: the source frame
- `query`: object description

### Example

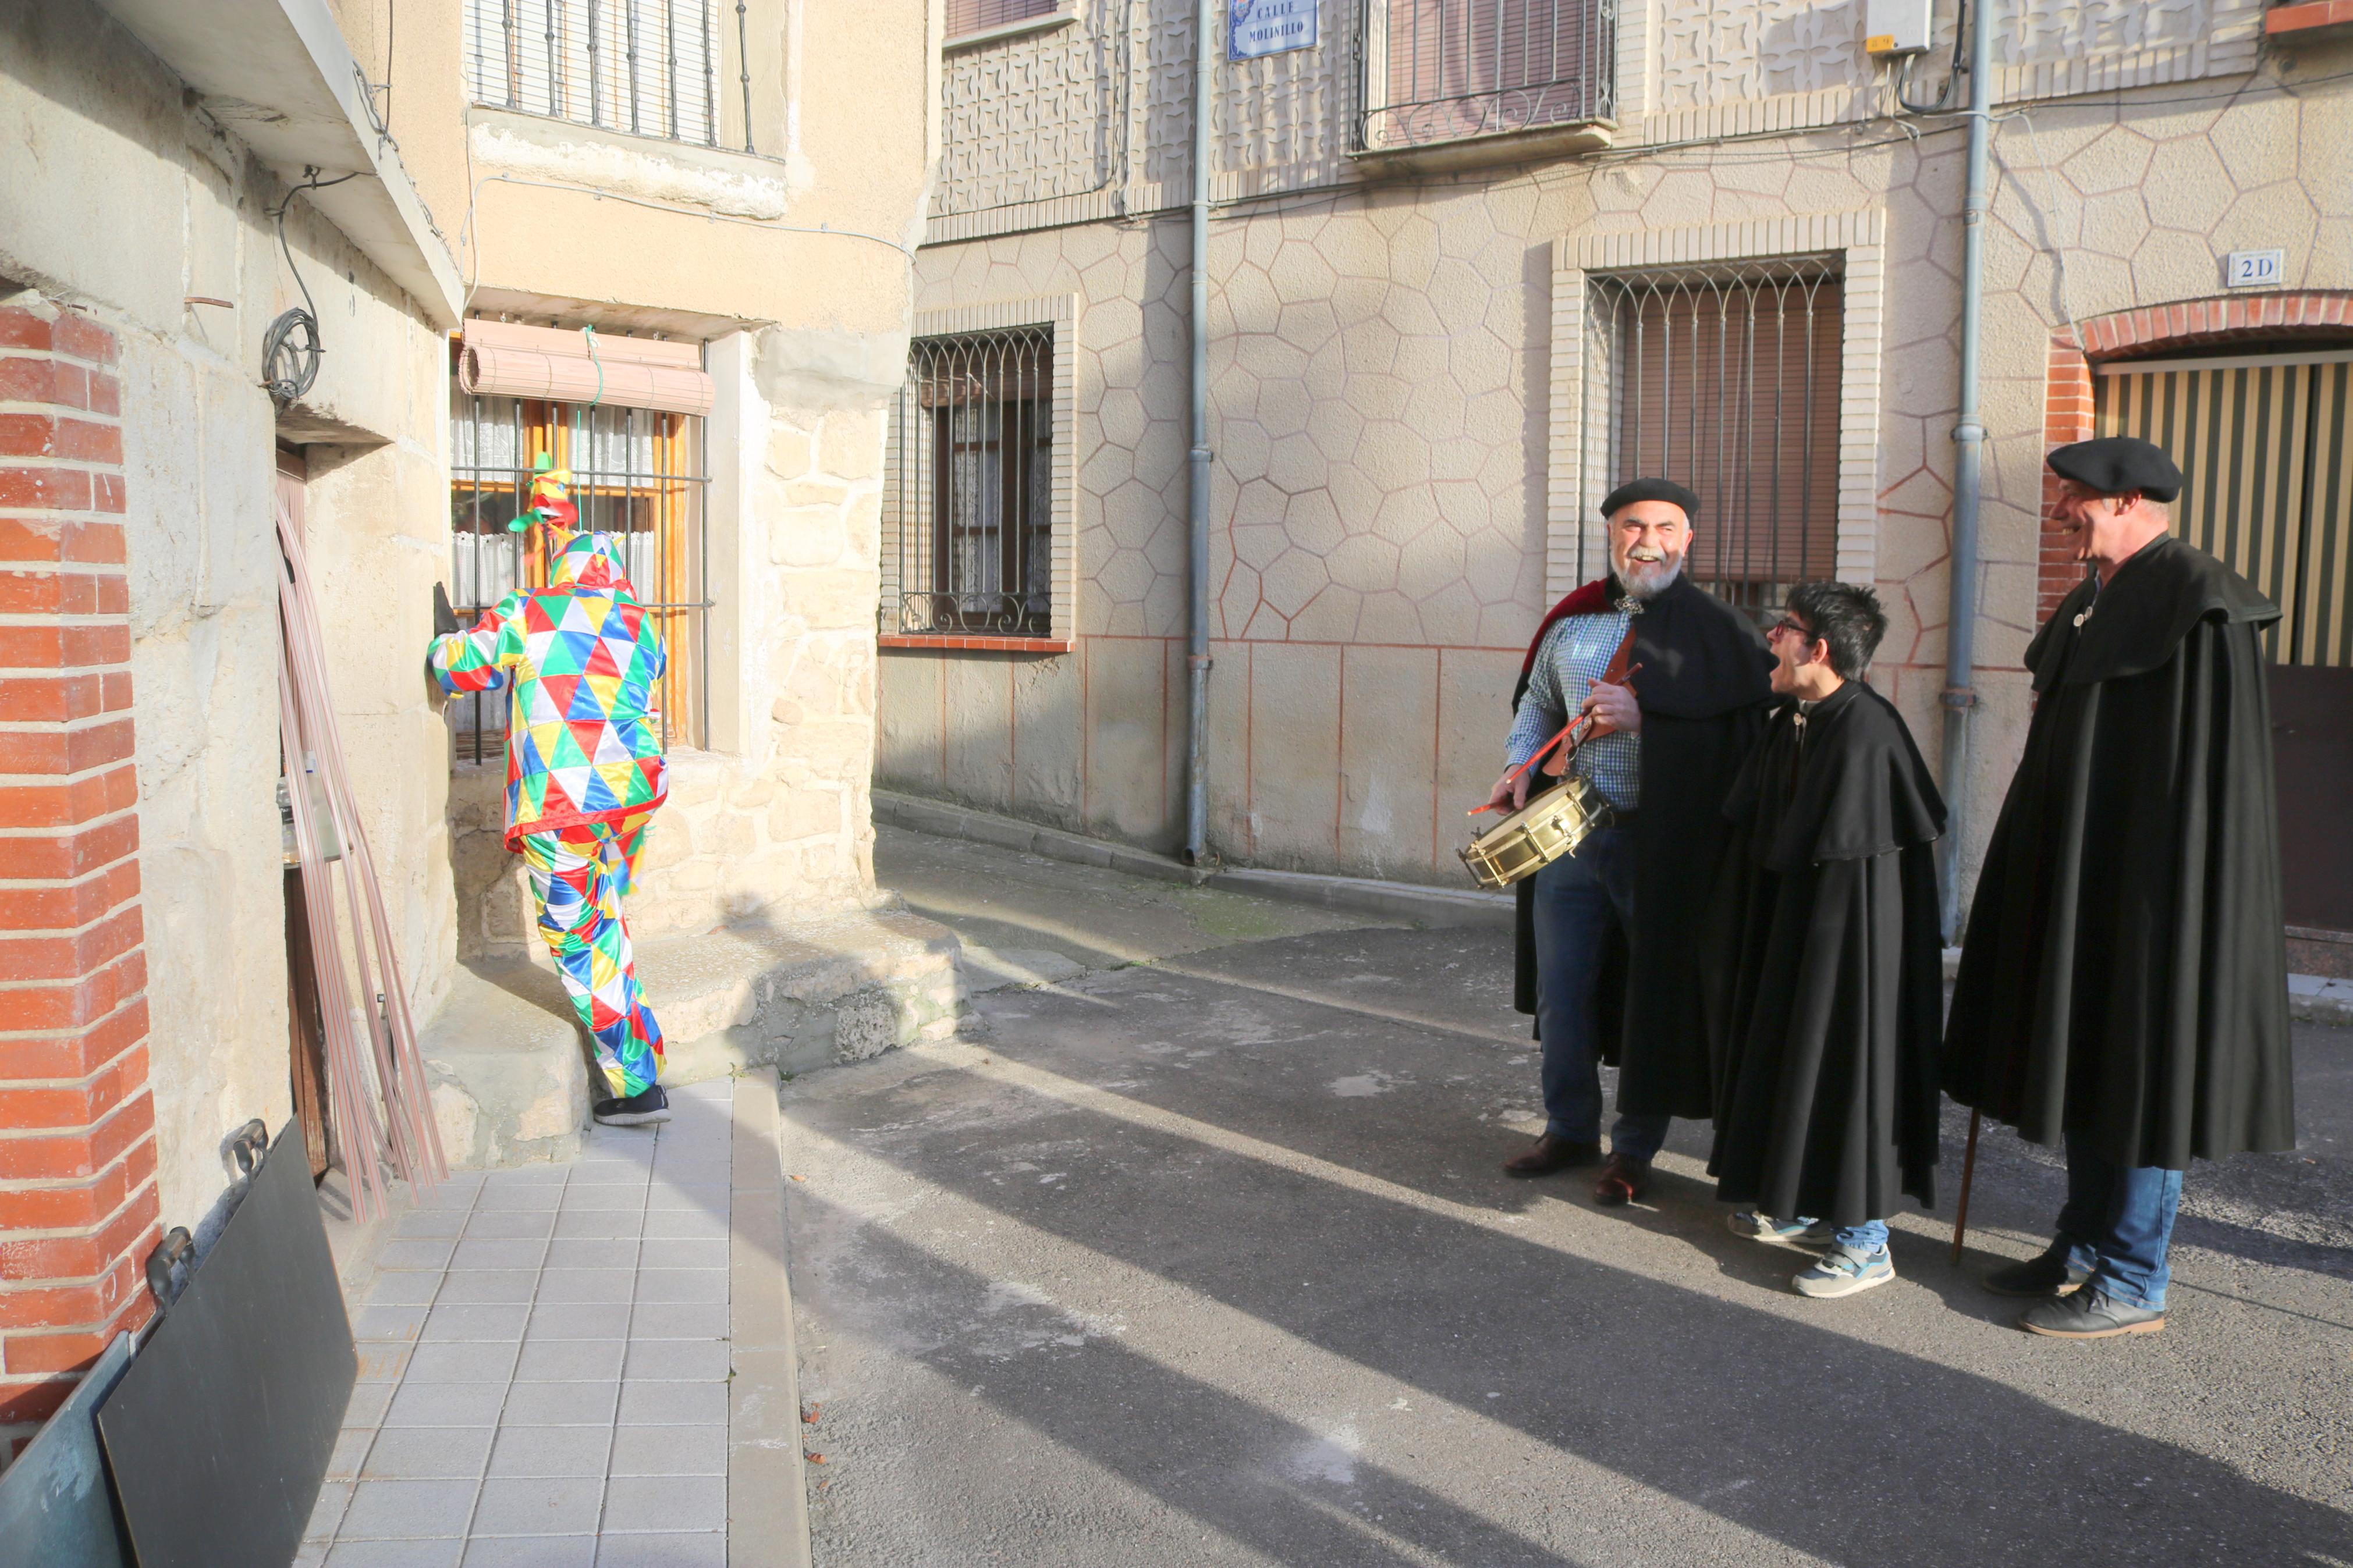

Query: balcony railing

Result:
[1360,0,1615,152]
[464,0,761,152]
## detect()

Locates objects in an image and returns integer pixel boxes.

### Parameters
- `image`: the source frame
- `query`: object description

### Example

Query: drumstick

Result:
[1469,663,1644,815]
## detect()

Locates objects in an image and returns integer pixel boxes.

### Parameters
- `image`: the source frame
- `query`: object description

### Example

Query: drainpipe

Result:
[1183,0,1215,864]
[1936,0,1995,944]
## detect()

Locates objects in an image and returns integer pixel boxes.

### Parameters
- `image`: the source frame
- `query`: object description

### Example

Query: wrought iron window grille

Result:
[448,387,711,762]
[1581,257,1845,619]
[883,327,1057,639]
[1358,0,1616,152]
[464,0,754,153]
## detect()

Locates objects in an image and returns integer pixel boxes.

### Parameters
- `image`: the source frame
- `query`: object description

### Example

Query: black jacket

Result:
[1943,535,2295,1169]
[1705,682,1946,1226]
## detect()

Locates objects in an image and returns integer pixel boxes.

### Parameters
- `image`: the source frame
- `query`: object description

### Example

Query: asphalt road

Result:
[780,827,2353,1567]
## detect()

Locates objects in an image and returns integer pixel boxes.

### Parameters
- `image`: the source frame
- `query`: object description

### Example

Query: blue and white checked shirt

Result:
[1506,605,1641,810]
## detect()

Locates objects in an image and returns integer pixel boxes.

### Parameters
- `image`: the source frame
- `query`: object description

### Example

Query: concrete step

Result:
[420,906,965,1169]
[644,906,964,1083]
[422,959,595,1170]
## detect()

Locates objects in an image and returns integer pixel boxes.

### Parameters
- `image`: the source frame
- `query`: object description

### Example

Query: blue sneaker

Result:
[1797,1241,1891,1297]
[1793,1243,1896,1298]
[1727,1212,1834,1251]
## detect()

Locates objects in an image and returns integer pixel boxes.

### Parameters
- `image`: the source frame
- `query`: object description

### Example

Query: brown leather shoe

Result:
[1502,1133,1602,1178]
[1593,1152,1651,1206]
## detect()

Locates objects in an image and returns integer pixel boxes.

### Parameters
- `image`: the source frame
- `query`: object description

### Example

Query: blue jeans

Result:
[2054,1132,2181,1310]
[1531,826,1670,1161]
[1834,1221,1888,1253]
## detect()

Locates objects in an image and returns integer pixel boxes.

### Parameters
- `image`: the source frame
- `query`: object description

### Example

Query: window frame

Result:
[1549,211,1887,605]
[1584,258,1846,616]
[1357,0,1618,155]
[460,0,750,152]
[882,296,1078,653]
[943,0,1079,50]
[447,379,713,763]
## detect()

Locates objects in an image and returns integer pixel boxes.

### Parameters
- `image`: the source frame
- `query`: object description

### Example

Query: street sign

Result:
[2224,248,2286,289]
[1231,0,1316,60]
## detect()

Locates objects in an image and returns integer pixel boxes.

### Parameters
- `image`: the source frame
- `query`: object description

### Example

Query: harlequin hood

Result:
[547,529,636,595]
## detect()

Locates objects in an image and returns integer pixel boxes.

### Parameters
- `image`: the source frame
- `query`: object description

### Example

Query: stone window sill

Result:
[1351,118,1616,177]
[945,6,1080,52]
[880,634,1074,654]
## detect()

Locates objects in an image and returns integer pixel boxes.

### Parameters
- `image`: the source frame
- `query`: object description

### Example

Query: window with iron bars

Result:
[882,327,1056,638]
[448,387,710,761]
[463,0,739,148]
[946,0,1060,40]
[1361,0,1616,151]
[1582,259,1845,617]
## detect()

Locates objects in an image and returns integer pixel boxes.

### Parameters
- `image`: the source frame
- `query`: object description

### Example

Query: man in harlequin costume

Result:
[428,465,674,1127]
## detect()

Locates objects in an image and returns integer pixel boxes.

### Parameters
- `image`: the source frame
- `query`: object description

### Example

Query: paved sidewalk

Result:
[304,1080,747,1567]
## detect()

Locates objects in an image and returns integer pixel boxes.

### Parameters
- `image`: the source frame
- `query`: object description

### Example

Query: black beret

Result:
[1600,477,1700,521]
[2046,436,2183,503]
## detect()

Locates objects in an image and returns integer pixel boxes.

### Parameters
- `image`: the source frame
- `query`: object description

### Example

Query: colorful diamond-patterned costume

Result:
[429,529,670,1096]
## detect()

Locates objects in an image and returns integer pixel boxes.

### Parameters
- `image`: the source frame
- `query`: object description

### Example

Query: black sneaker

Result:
[592,1084,671,1127]
[2019,1288,2166,1339]
[1983,1247,2092,1298]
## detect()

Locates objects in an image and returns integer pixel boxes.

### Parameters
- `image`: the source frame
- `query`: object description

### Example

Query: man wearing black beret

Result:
[1944,434,2295,1338]
[1487,479,1772,1203]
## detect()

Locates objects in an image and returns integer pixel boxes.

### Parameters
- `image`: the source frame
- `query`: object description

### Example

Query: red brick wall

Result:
[2039,291,2353,620]
[0,302,156,1452]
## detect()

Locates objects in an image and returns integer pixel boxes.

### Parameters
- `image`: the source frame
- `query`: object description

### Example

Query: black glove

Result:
[433,582,461,636]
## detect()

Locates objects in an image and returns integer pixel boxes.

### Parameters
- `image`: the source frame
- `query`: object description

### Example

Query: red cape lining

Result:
[1518,578,1614,683]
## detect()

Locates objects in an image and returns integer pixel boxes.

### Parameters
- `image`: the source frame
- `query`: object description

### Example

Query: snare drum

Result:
[1458,774,1614,891]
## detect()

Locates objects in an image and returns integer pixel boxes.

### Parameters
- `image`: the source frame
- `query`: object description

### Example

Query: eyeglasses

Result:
[1768,617,1815,642]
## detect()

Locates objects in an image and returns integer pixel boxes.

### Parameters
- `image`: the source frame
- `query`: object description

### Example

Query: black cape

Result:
[1943,535,2295,1170]
[1510,572,1773,1119]
[1704,682,1946,1227]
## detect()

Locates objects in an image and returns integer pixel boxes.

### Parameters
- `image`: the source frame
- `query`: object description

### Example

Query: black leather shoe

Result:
[1503,1134,1602,1178]
[1983,1248,2092,1298]
[592,1084,671,1127]
[2019,1288,2166,1339]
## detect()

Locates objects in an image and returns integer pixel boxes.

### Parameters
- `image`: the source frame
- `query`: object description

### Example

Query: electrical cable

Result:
[1894,0,1970,116]
[263,168,361,405]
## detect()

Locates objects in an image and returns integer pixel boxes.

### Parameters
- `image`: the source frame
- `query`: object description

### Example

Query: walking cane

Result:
[1950,1108,1982,1264]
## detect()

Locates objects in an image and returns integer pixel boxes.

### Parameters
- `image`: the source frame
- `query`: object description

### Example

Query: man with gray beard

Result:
[1488,479,1772,1204]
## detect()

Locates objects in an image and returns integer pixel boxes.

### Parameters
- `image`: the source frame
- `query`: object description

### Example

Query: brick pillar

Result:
[0,300,156,1455]
[2037,333,2097,623]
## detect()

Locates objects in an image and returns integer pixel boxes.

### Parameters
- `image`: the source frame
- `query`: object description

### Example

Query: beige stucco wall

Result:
[1,0,454,1233]
[886,5,2353,894]
[376,0,942,953]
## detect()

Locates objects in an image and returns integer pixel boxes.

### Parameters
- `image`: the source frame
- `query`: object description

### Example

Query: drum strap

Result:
[1538,613,1643,778]
[1478,614,1644,809]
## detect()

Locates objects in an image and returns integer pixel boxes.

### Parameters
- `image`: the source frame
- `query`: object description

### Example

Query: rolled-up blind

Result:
[457,321,714,417]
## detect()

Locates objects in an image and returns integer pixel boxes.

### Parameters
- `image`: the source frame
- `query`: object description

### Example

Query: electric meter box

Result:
[1864,0,1933,56]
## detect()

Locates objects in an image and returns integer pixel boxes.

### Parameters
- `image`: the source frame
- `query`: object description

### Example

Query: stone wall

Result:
[886,28,2353,891]
[0,0,452,1443]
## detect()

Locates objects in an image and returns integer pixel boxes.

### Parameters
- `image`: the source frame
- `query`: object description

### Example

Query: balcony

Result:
[1356,0,1616,173]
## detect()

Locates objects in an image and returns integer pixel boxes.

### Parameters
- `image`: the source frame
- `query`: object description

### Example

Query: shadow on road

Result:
[786,931,2353,1565]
